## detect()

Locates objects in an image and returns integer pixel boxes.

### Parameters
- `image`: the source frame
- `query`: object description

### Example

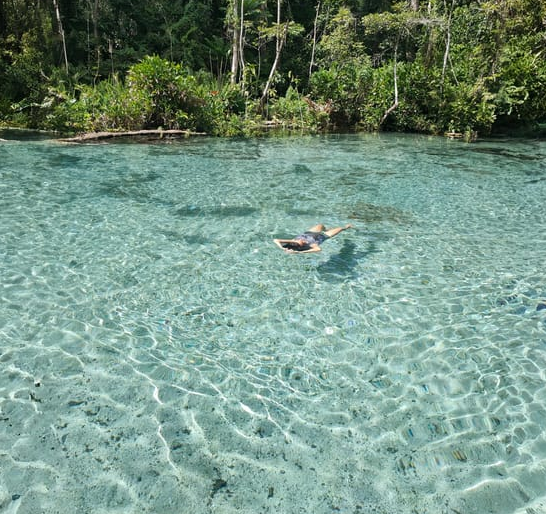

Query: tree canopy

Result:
[1,0,545,137]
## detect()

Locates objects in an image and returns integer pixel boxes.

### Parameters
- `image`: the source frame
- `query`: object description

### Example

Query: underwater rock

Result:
[211,478,227,495]
[348,202,411,224]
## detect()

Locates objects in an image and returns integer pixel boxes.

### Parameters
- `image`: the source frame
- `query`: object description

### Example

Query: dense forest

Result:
[1,0,545,137]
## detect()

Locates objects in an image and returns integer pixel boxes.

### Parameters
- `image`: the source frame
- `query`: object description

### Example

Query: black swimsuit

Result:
[282,231,328,251]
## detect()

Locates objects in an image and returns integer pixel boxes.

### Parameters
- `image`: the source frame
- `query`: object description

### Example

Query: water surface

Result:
[1,133,546,513]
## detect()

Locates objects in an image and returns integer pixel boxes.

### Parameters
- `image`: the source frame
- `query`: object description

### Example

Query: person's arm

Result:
[274,238,295,250]
[293,243,321,253]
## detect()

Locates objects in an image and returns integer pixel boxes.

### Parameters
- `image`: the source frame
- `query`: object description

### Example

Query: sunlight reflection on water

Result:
[1,133,546,513]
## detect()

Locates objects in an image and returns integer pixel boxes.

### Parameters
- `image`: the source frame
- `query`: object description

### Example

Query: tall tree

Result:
[229,0,241,83]
[260,0,286,109]
[89,0,101,79]
[52,0,69,72]
[0,0,6,37]
[308,1,320,79]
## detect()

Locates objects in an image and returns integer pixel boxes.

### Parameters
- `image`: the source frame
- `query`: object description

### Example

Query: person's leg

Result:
[323,224,352,238]
[306,223,325,233]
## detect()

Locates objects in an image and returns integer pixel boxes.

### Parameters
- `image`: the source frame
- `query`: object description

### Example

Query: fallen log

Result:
[59,129,206,143]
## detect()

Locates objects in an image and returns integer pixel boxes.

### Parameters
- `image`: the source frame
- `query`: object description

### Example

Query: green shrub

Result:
[493,40,546,126]
[269,86,328,131]
[440,80,496,136]
[45,57,229,134]
[309,59,373,127]
[356,64,394,131]
[127,55,206,130]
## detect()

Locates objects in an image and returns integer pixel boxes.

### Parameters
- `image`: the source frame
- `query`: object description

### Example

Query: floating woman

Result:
[274,223,353,254]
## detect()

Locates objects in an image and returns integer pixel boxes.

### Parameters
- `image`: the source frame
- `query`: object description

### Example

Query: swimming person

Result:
[274,224,353,253]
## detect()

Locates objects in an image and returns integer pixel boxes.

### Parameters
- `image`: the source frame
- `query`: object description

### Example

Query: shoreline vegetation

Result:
[1,2,545,140]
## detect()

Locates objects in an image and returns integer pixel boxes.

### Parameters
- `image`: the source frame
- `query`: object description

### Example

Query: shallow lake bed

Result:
[1,133,546,513]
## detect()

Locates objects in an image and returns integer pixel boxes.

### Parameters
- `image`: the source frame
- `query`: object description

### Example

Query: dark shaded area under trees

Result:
[1,0,545,138]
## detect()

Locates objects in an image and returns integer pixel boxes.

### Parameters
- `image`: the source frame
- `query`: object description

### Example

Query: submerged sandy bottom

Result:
[1,134,546,513]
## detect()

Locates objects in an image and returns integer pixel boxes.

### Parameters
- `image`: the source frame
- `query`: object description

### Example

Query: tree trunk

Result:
[260,0,287,112]
[230,0,240,84]
[441,0,454,92]
[52,0,69,73]
[88,0,101,83]
[59,129,207,143]
[379,41,399,127]
[238,0,245,77]
[308,1,320,80]
[259,27,286,112]
[0,0,6,38]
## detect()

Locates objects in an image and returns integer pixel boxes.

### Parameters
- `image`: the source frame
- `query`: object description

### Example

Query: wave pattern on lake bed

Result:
[1,134,546,513]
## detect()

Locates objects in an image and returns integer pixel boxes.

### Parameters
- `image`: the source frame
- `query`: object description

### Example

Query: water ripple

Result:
[1,134,546,513]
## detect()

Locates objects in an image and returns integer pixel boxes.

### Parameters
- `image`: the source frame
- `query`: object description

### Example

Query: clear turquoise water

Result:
[1,132,546,513]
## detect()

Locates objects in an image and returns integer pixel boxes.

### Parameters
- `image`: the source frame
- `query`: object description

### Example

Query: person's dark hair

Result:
[282,241,309,251]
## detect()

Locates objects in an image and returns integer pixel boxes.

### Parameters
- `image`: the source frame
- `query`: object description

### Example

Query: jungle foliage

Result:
[1,0,545,137]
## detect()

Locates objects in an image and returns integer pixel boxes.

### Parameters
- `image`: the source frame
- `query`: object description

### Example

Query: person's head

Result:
[282,240,307,250]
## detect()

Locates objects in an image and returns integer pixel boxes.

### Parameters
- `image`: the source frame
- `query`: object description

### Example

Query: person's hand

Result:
[345,224,353,229]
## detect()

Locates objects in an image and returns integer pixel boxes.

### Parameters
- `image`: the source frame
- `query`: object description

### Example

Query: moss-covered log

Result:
[59,129,206,143]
